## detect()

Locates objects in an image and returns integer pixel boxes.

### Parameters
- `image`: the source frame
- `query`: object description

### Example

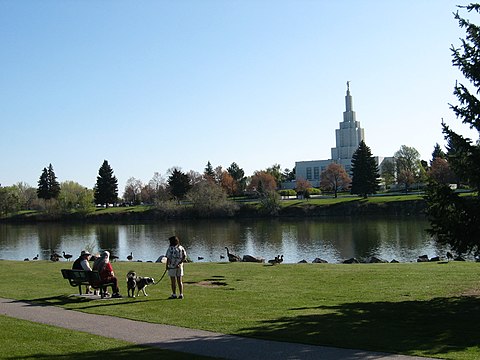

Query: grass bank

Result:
[1,260,480,359]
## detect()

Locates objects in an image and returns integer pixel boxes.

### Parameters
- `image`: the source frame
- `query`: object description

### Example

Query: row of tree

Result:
[0,137,457,217]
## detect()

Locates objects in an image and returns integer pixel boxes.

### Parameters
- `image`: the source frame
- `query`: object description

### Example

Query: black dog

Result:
[126,271,155,297]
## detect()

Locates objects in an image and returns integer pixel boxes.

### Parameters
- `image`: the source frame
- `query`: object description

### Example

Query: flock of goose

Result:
[24,251,129,262]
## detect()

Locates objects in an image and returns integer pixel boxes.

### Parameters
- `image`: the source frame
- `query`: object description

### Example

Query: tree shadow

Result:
[7,344,211,360]
[238,296,480,357]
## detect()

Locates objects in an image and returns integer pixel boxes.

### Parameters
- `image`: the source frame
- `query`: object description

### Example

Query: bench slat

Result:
[61,269,114,298]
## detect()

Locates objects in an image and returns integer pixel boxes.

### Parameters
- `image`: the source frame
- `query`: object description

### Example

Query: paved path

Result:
[0,297,434,360]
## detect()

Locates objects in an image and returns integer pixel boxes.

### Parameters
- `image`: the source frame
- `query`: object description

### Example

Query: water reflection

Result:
[0,217,447,263]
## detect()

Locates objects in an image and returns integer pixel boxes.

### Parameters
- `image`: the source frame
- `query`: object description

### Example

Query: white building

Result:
[294,82,390,188]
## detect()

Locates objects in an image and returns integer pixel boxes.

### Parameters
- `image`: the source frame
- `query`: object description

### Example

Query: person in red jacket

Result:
[93,251,122,298]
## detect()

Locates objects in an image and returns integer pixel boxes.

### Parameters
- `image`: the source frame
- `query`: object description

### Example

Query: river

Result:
[0,217,451,263]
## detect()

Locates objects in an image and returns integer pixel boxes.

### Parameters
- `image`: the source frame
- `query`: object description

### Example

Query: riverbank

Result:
[1,194,428,223]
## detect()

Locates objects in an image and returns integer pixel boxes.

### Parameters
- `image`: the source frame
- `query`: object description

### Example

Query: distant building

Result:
[294,82,391,188]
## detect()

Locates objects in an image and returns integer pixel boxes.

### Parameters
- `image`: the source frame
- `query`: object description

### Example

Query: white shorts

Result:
[168,266,183,278]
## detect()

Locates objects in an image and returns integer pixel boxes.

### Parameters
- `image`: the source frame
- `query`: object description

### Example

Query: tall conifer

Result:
[350,141,380,198]
[425,4,480,255]
[94,160,118,207]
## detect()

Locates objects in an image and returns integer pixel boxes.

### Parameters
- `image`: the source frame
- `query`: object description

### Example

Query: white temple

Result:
[294,82,385,187]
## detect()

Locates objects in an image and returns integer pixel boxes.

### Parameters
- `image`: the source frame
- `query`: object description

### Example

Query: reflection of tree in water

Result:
[95,225,119,253]
[0,224,38,247]
[37,223,65,253]
[288,218,432,262]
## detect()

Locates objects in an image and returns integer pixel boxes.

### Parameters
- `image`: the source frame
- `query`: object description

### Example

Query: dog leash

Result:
[153,269,168,285]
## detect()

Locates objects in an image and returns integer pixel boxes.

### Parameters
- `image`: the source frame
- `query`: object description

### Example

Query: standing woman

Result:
[93,251,122,298]
[166,235,187,299]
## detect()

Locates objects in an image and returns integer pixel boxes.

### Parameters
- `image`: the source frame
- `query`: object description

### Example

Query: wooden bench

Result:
[61,269,114,299]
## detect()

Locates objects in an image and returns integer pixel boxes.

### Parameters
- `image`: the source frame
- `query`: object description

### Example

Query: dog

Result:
[126,270,155,297]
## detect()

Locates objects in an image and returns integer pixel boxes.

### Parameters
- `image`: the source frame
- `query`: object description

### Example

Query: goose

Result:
[110,253,119,262]
[127,252,133,261]
[32,254,39,260]
[446,251,453,261]
[268,256,279,265]
[198,256,204,260]
[225,247,241,262]
[63,251,73,261]
[50,253,60,262]
[220,254,225,259]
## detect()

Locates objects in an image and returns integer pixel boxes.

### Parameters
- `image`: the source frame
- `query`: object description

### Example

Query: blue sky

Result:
[1,0,478,193]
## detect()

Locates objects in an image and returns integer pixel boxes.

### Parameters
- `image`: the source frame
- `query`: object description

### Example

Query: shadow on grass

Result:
[7,344,211,360]
[22,295,169,311]
[238,296,480,357]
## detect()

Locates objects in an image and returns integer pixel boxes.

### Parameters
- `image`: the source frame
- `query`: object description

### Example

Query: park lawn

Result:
[0,314,213,360]
[1,260,480,359]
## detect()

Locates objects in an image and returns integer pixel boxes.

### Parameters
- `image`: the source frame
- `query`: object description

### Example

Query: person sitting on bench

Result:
[93,251,122,298]
[72,250,93,294]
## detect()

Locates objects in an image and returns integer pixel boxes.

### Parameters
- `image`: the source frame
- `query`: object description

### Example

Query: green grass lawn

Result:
[1,260,480,359]
[0,315,212,360]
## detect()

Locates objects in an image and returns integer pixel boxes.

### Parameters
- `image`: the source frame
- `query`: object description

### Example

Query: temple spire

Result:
[345,81,353,115]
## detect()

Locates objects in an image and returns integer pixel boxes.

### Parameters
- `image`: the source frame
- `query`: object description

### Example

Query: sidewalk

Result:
[0,297,434,360]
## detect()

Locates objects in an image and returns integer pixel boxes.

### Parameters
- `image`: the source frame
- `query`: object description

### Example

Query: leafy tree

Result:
[58,181,94,215]
[167,168,191,202]
[14,182,36,210]
[258,190,281,215]
[0,185,20,215]
[37,164,60,200]
[187,179,238,217]
[248,171,277,196]
[295,178,311,197]
[320,163,351,198]
[425,3,480,255]
[428,158,456,184]
[380,159,396,190]
[227,162,246,195]
[265,164,282,187]
[94,160,118,207]
[394,145,421,192]
[220,171,237,196]
[282,167,295,182]
[350,141,380,198]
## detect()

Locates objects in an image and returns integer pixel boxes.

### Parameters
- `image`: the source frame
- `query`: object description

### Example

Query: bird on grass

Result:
[446,251,453,262]
[63,251,73,261]
[33,254,39,260]
[127,252,133,261]
[225,247,241,262]
[198,256,204,260]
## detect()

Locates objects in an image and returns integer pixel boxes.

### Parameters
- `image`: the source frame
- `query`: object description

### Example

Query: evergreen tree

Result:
[37,163,60,200]
[167,168,191,202]
[350,141,380,198]
[37,168,49,200]
[431,143,446,164]
[227,162,246,195]
[47,163,60,199]
[94,160,118,207]
[425,4,480,255]
[204,161,215,181]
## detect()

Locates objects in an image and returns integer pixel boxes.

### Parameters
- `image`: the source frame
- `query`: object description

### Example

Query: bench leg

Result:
[78,285,83,295]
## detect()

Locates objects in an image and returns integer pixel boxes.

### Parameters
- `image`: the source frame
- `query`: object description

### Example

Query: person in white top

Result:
[165,236,187,299]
